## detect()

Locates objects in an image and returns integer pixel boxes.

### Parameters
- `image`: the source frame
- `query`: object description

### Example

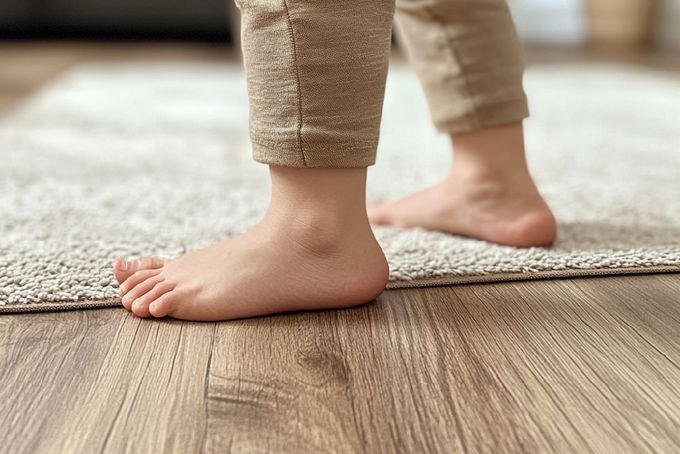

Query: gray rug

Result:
[1,62,679,313]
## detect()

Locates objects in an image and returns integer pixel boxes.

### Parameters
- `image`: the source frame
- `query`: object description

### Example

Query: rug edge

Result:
[385,265,680,290]
[1,266,679,314]
[0,298,120,314]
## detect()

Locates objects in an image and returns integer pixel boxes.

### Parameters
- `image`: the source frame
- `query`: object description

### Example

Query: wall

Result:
[508,0,680,49]
[507,0,586,45]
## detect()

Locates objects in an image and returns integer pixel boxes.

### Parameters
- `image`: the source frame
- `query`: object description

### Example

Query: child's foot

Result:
[368,123,557,248]
[368,171,556,247]
[113,167,389,321]
[113,256,167,284]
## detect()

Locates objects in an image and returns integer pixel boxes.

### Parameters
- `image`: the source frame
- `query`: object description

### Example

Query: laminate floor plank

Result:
[0,310,214,454]
[201,276,680,453]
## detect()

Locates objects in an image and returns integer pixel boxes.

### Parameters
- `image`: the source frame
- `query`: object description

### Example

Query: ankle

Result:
[447,160,532,187]
[263,165,376,253]
[268,165,368,214]
[449,122,531,183]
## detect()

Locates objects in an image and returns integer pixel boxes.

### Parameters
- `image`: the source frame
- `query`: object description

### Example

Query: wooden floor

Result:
[1,42,680,453]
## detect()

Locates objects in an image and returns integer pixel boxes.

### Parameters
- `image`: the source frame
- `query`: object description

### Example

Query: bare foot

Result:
[368,123,557,247]
[114,167,389,321]
[113,256,167,285]
[368,172,556,247]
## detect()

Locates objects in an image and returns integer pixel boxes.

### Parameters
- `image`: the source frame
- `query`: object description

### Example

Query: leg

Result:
[113,0,395,320]
[369,0,557,247]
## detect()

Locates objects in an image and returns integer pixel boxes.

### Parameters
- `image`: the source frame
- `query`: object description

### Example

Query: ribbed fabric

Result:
[236,0,528,167]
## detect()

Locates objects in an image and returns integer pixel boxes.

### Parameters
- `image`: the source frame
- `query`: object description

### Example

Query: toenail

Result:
[119,260,130,271]
[132,299,142,310]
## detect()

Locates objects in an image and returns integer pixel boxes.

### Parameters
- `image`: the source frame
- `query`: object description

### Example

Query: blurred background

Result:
[1,0,678,47]
[0,0,678,112]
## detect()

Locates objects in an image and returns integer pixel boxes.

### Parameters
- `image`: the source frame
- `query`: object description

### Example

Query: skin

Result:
[368,123,557,247]
[114,122,556,321]
[114,166,389,321]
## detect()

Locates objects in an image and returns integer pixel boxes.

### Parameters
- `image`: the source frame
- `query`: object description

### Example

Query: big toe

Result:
[113,256,167,285]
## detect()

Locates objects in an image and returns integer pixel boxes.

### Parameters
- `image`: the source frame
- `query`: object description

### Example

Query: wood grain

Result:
[1,43,680,454]
[0,310,215,453]
[2,275,680,453]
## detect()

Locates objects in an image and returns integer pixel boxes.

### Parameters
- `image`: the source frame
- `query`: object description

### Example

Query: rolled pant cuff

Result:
[251,138,378,168]
[433,95,530,135]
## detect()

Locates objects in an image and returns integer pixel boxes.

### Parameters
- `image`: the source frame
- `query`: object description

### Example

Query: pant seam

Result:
[251,136,377,151]
[282,0,307,166]
[424,6,482,129]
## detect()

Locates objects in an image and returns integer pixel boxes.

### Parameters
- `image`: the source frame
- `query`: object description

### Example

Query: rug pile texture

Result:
[1,63,679,312]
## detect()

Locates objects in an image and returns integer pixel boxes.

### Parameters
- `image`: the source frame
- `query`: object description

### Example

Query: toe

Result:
[131,299,151,318]
[121,275,164,311]
[131,281,175,318]
[120,268,162,297]
[113,256,167,285]
[113,259,133,285]
[149,290,181,318]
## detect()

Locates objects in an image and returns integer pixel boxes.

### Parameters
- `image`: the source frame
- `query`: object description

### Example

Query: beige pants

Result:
[236,0,529,168]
